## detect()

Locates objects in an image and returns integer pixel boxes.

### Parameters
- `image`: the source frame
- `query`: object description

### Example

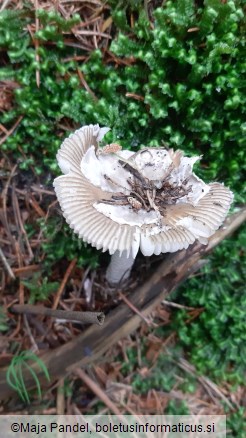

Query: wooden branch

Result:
[0,207,245,401]
[10,305,105,326]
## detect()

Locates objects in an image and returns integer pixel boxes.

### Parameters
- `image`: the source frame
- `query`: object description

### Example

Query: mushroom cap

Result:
[53,124,233,257]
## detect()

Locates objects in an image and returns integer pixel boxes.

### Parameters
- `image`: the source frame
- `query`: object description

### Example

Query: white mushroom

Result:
[53,124,233,285]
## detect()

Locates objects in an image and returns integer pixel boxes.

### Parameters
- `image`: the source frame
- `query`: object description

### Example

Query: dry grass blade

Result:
[30,186,56,196]
[0,0,12,12]
[56,378,65,415]
[125,93,145,101]
[77,68,98,100]
[1,163,18,249]
[176,357,234,409]
[29,195,46,217]
[12,186,34,261]
[12,265,40,277]
[0,247,15,279]
[64,30,111,38]
[118,291,151,326]
[0,116,23,147]
[74,368,122,415]
[23,314,39,353]
[34,0,40,87]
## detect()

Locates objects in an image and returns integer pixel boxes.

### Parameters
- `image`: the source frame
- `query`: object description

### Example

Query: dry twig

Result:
[0,247,15,280]
[11,304,105,326]
[52,258,77,309]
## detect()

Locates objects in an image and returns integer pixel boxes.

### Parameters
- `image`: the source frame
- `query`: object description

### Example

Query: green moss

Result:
[1,2,245,203]
[226,408,245,438]
[165,224,246,384]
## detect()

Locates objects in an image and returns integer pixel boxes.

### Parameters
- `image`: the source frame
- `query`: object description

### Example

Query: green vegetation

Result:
[226,409,246,438]
[21,272,59,304]
[1,1,245,198]
[169,225,246,384]
[6,351,50,403]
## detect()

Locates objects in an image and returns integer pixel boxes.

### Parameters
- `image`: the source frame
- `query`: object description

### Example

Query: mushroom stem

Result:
[106,250,136,285]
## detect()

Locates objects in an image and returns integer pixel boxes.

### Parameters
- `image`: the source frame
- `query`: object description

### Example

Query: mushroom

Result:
[53,124,233,285]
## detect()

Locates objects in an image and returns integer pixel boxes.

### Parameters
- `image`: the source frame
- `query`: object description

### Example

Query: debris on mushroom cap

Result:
[53,124,233,258]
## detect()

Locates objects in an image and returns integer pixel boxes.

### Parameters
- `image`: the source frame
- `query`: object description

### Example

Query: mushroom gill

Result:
[53,124,233,285]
